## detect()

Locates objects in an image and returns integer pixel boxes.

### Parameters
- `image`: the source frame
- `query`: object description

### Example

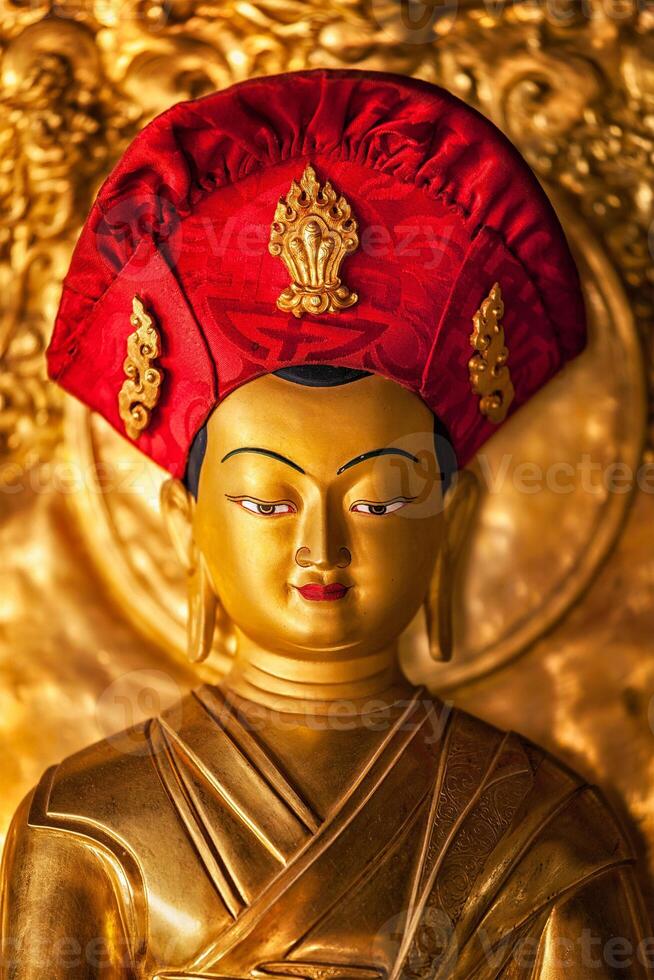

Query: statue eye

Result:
[350,498,412,516]
[228,497,297,517]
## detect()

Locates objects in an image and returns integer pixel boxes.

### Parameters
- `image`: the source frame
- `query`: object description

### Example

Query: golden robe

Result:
[1,686,650,979]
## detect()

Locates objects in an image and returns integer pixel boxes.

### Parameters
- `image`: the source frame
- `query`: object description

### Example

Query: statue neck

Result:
[220,628,412,715]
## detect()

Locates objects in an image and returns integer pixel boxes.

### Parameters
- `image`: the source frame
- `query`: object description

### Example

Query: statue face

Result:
[193,373,445,659]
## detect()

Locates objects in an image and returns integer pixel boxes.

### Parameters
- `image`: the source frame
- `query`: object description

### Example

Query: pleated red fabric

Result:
[47,69,586,477]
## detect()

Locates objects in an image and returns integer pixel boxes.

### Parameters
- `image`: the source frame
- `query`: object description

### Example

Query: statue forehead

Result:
[205,373,435,469]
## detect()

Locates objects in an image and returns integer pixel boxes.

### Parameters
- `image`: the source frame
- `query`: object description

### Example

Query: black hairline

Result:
[184,366,457,497]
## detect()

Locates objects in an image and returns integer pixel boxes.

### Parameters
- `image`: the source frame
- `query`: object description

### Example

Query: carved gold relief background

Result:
[1,0,653,909]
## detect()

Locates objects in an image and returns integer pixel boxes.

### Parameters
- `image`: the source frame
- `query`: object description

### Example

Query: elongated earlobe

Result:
[161,478,232,664]
[425,543,453,662]
[425,470,480,663]
[160,478,195,572]
[187,553,218,664]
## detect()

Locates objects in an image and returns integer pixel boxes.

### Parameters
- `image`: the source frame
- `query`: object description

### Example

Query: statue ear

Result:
[161,478,221,664]
[160,478,195,573]
[444,469,480,566]
[425,469,480,662]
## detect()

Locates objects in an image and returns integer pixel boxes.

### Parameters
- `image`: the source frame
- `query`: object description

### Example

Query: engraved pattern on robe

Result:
[1,689,650,979]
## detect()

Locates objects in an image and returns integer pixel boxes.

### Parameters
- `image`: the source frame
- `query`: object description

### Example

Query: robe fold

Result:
[1,687,650,979]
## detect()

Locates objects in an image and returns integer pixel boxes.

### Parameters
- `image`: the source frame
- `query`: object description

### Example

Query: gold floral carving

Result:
[118,297,163,440]
[468,283,514,424]
[269,164,359,317]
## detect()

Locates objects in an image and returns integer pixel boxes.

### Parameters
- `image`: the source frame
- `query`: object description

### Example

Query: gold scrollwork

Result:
[269,164,359,318]
[118,296,163,440]
[468,282,514,424]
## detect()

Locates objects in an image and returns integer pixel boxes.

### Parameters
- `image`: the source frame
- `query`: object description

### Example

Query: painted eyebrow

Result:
[220,447,305,474]
[337,447,419,475]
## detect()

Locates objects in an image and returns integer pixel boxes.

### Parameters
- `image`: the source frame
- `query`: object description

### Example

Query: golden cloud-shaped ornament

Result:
[469,282,515,423]
[118,296,164,440]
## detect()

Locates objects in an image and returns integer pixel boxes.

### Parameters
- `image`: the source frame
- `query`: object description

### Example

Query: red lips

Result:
[295,583,350,602]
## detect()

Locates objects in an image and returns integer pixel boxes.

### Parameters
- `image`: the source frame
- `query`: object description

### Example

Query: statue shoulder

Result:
[3,686,267,967]
[413,701,650,976]
[518,729,638,863]
[24,689,204,849]
[434,699,636,864]
[0,700,175,972]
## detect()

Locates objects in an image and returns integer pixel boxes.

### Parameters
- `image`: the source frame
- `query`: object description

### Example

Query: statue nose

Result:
[295,546,352,569]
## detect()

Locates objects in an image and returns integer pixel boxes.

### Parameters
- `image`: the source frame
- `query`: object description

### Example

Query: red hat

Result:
[47,69,585,478]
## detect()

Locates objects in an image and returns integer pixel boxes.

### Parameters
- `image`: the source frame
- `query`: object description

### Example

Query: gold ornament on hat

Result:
[468,282,515,424]
[118,296,164,440]
[269,164,359,318]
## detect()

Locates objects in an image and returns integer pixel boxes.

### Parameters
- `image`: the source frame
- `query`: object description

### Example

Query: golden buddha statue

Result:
[1,69,651,977]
